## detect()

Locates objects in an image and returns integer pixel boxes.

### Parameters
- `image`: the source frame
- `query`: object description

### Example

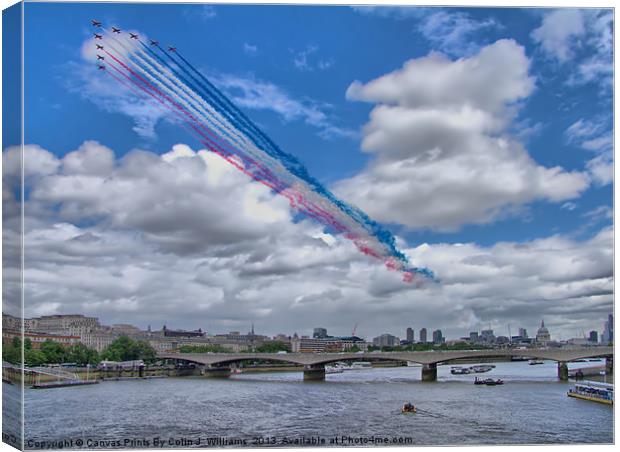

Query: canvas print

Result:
[1,1,614,450]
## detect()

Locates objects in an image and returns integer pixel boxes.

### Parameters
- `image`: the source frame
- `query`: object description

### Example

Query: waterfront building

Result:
[406,327,414,342]
[372,334,400,347]
[2,328,80,349]
[601,314,613,344]
[432,329,444,344]
[518,328,528,338]
[419,328,427,343]
[535,320,551,345]
[589,331,598,343]
[161,325,206,338]
[313,327,328,339]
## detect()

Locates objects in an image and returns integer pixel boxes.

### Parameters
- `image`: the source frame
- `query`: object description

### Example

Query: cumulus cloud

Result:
[2,141,611,339]
[336,40,589,230]
[531,9,586,62]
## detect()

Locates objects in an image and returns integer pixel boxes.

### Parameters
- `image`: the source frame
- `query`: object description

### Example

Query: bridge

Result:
[159,346,613,381]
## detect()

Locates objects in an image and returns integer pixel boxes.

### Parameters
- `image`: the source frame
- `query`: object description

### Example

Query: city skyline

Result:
[4,310,613,344]
[3,5,612,343]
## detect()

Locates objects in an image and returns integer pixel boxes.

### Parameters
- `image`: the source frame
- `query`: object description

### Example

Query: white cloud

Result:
[210,72,357,139]
[353,7,501,57]
[565,117,612,186]
[531,9,585,62]
[532,9,612,90]
[2,141,611,339]
[292,45,334,72]
[243,43,258,56]
[336,40,589,230]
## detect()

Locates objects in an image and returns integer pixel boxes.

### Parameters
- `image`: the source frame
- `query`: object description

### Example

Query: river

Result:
[3,360,613,448]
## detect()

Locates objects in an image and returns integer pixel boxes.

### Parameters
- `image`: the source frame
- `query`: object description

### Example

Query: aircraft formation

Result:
[87,19,435,283]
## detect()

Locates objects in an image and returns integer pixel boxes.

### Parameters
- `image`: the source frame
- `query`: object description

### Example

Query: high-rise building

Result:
[518,328,528,338]
[406,327,414,342]
[313,327,327,339]
[589,331,598,343]
[535,320,551,345]
[372,334,400,347]
[432,329,444,344]
[601,314,613,344]
[419,328,427,343]
[480,329,495,344]
[469,331,479,342]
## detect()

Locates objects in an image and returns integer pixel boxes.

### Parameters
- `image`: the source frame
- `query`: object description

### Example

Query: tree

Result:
[66,343,100,366]
[255,341,289,353]
[101,336,156,362]
[40,340,67,364]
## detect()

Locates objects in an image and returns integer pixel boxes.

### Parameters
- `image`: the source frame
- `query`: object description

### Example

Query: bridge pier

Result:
[606,356,613,374]
[303,364,325,381]
[421,363,437,382]
[557,361,569,381]
[201,365,231,378]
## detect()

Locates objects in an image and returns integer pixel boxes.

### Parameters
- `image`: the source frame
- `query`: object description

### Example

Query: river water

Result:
[3,360,613,448]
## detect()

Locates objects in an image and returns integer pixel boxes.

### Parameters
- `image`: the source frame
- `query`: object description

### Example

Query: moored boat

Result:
[470,365,495,373]
[451,366,471,375]
[528,359,544,365]
[567,381,613,405]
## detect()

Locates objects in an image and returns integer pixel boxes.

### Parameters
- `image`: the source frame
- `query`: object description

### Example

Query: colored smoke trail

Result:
[93,26,435,283]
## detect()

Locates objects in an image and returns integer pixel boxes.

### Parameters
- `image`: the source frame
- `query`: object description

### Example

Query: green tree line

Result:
[3,335,156,367]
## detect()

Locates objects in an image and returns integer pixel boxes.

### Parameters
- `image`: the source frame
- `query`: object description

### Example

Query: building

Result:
[313,327,328,339]
[161,325,205,338]
[372,334,400,347]
[406,327,414,342]
[535,320,551,346]
[432,329,444,345]
[480,330,495,344]
[419,328,427,343]
[601,314,613,344]
[469,332,479,343]
[589,331,598,343]
[518,328,528,339]
[2,328,80,349]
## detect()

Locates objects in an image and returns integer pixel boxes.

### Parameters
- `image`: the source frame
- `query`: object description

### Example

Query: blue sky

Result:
[3,3,613,338]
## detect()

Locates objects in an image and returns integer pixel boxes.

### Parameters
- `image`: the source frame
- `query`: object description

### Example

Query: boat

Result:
[475,377,503,386]
[588,358,602,362]
[528,359,544,365]
[325,364,344,374]
[401,403,417,413]
[346,362,372,370]
[470,365,495,373]
[450,366,471,375]
[567,381,613,405]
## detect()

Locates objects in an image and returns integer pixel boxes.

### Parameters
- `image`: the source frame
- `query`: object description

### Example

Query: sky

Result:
[2,2,614,341]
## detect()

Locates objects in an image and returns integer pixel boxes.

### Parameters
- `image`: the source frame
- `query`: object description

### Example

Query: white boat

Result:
[470,365,495,373]
[450,366,471,375]
[345,362,372,370]
[325,364,344,374]
[528,359,544,365]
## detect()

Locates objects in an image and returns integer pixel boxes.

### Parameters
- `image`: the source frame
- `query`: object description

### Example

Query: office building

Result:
[518,328,528,338]
[406,327,414,342]
[372,334,400,347]
[589,331,598,343]
[313,327,328,339]
[601,314,613,344]
[432,329,444,344]
[419,328,427,343]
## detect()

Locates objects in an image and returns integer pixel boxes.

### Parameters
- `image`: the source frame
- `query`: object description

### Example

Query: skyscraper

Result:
[589,331,598,343]
[602,314,613,344]
[406,327,414,342]
[419,328,427,343]
[518,327,528,338]
[432,329,444,344]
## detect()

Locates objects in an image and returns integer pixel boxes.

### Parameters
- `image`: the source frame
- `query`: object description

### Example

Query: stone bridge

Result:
[159,346,613,381]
